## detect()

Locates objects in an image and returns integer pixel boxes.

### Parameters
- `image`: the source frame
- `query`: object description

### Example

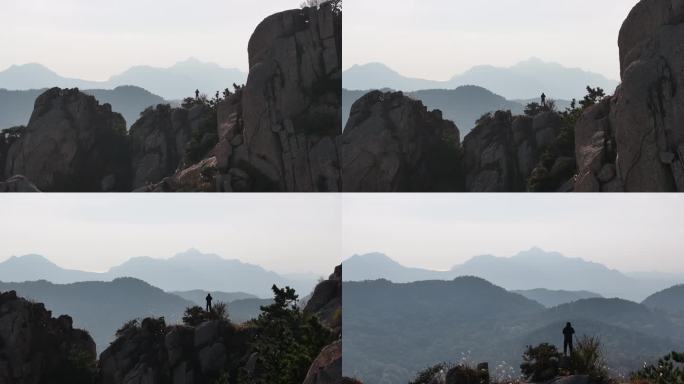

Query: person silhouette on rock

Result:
[563,322,575,356]
[195,89,200,100]
[206,293,213,312]
[541,93,547,107]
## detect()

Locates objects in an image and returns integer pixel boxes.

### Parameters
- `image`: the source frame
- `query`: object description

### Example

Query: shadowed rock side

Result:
[3,88,131,191]
[99,319,252,384]
[463,110,574,192]
[209,2,342,192]
[0,290,97,384]
[129,103,212,190]
[340,91,463,192]
[576,0,684,192]
[0,175,39,192]
[303,265,342,384]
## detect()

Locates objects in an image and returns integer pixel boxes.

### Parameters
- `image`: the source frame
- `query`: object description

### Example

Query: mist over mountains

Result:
[0,58,247,100]
[0,249,320,298]
[342,248,683,302]
[343,58,620,100]
[343,277,684,383]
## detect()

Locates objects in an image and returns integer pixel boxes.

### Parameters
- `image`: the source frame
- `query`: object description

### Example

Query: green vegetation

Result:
[631,351,684,384]
[520,343,561,382]
[410,363,449,384]
[571,336,611,383]
[240,285,334,384]
[182,301,230,326]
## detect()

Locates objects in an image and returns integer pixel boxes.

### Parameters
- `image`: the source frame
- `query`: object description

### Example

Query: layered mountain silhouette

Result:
[0,86,166,129]
[342,86,527,135]
[342,248,681,301]
[342,58,619,100]
[642,285,684,314]
[512,288,603,308]
[0,58,247,100]
[0,249,319,298]
[0,278,192,353]
[343,277,684,383]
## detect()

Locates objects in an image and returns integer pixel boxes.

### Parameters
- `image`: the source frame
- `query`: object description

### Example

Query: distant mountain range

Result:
[0,278,274,355]
[0,86,166,129]
[0,58,247,100]
[342,58,620,100]
[0,249,320,298]
[642,285,684,314]
[0,278,192,354]
[342,248,683,302]
[343,277,684,383]
[512,288,603,308]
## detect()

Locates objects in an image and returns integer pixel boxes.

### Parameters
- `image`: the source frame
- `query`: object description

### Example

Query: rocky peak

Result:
[3,88,130,191]
[0,290,96,384]
[576,0,684,191]
[304,265,342,335]
[341,90,463,192]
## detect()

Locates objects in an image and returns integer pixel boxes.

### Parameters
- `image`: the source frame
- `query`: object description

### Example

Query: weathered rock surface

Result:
[99,318,251,384]
[3,88,131,191]
[0,175,40,192]
[463,110,566,192]
[214,2,342,192]
[576,0,684,191]
[303,340,342,384]
[548,375,591,384]
[340,91,463,192]
[305,265,342,334]
[0,290,96,384]
[129,103,213,189]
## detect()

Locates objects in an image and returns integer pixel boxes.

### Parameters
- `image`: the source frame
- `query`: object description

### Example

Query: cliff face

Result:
[129,103,214,190]
[576,0,684,191]
[216,2,342,192]
[340,91,463,192]
[0,290,97,384]
[3,88,131,191]
[98,318,251,384]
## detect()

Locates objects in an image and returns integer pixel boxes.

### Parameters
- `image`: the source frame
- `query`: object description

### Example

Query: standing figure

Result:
[206,293,213,312]
[195,89,200,100]
[541,93,547,107]
[563,322,575,356]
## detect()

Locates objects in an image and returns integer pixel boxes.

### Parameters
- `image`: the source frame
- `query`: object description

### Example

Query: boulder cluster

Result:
[0,290,97,384]
[0,2,341,192]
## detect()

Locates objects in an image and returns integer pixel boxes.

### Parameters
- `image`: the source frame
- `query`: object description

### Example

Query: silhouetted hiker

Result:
[195,89,200,100]
[541,93,547,107]
[206,293,213,312]
[563,322,575,356]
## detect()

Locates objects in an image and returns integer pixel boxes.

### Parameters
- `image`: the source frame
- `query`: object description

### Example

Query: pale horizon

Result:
[0,194,341,276]
[0,0,296,81]
[344,0,639,81]
[342,194,684,274]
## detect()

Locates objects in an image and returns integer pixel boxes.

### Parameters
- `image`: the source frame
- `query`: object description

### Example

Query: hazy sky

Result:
[342,194,684,274]
[0,195,341,275]
[0,0,294,80]
[344,0,639,81]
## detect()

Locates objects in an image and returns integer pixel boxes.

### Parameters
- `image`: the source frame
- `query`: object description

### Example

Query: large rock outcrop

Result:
[463,110,571,192]
[576,0,684,191]
[0,290,96,384]
[340,91,463,192]
[214,2,342,192]
[3,88,131,191]
[302,265,342,384]
[99,318,251,384]
[129,103,213,189]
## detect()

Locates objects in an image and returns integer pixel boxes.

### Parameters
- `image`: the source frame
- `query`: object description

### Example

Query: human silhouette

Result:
[195,89,200,100]
[206,293,213,312]
[563,322,575,356]
[541,93,547,107]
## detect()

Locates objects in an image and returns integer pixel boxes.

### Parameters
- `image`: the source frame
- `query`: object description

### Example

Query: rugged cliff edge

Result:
[0,290,97,384]
[340,91,463,192]
[0,2,341,192]
[575,0,684,192]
